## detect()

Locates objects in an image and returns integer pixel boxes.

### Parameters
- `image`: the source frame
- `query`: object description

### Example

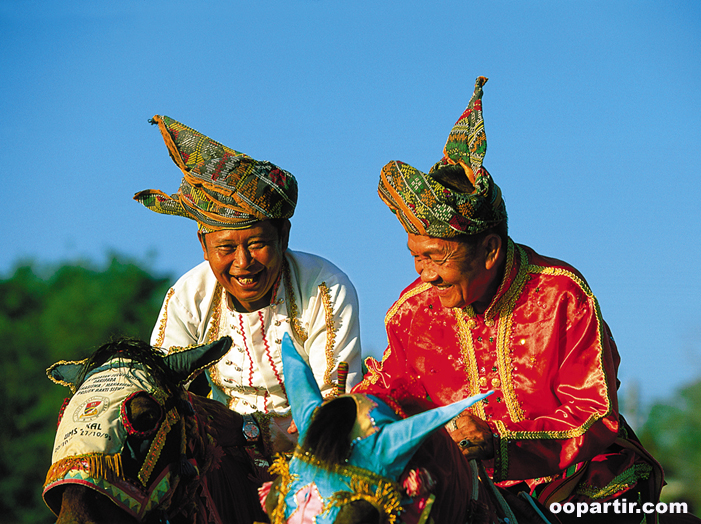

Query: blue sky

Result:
[2,0,700,412]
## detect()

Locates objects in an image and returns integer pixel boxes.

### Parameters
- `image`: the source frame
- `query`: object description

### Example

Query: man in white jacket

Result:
[135,115,361,457]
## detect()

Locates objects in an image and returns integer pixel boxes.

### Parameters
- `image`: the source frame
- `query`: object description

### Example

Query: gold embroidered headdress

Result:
[135,115,297,232]
[378,77,507,238]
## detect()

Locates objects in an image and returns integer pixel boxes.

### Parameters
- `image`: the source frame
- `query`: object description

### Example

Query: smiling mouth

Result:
[234,273,262,285]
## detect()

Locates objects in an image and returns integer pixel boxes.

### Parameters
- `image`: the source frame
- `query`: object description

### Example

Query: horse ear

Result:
[46,360,87,392]
[163,336,233,385]
[280,333,323,439]
[371,391,493,479]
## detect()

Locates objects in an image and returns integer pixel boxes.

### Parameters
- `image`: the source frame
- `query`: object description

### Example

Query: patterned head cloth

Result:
[134,115,298,232]
[378,77,507,238]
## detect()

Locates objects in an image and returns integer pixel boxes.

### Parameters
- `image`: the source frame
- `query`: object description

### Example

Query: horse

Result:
[43,336,268,524]
[261,333,556,524]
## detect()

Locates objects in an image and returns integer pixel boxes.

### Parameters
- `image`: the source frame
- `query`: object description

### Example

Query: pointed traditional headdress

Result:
[378,77,507,238]
[134,116,297,232]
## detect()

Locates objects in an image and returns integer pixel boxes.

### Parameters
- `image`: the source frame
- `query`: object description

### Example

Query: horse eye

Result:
[123,392,164,436]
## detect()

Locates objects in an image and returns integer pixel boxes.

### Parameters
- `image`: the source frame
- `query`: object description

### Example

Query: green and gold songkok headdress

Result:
[378,77,507,238]
[134,115,298,232]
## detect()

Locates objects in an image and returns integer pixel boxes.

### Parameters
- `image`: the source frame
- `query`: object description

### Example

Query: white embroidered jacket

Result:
[151,250,362,416]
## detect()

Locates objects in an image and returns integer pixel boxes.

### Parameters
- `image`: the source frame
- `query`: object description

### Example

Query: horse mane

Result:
[76,336,178,394]
[302,396,357,465]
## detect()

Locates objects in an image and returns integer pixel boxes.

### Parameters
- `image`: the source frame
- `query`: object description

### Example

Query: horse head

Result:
[43,336,233,523]
[263,334,490,524]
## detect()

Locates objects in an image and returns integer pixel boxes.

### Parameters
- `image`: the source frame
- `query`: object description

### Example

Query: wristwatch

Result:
[242,414,260,443]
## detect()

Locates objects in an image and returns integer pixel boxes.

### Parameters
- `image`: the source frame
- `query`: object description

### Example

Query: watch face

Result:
[243,422,260,441]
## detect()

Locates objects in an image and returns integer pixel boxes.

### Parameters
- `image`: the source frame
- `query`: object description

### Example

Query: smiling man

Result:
[353,78,671,523]
[134,115,361,457]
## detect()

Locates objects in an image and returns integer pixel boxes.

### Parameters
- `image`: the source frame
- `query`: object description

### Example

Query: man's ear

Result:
[198,231,209,261]
[280,220,291,252]
[483,233,502,270]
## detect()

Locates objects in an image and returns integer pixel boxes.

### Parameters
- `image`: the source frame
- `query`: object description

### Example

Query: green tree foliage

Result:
[0,257,171,524]
[640,378,701,514]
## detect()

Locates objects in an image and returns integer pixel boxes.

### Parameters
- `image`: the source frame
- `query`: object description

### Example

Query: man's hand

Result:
[446,411,494,460]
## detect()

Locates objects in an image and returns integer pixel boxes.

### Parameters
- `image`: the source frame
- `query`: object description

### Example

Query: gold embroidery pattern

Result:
[327,478,402,524]
[155,288,175,348]
[494,433,508,482]
[457,242,528,422]
[319,282,337,386]
[206,283,223,343]
[355,353,387,387]
[268,454,298,524]
[206,283,224,387]
[453,308,484,419]
[293,447,401,522]
[283,258,308,344]
[138,407,180,486]
[483,239,517,322]
[294,447,400,496]
[356,283,432,390]
[495,262,613,440]
[574,463,652,499]
[384,282,432,324]
[528,266,593,296]
[493,245,529,422]
[46,358,89,394]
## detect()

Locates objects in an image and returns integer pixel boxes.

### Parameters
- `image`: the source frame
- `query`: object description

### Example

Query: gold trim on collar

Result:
[319,282,336,386]
[155,288,175,349]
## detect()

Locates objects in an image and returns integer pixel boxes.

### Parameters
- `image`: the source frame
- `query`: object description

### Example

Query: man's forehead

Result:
[407,234,458,254]
[204,221,277,241]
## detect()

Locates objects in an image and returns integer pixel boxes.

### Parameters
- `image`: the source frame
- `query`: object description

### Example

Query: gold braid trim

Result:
[283,257,308,344]
[493,263,613,440]
[293,447,397,488]
[139,407,180,486]
[327,478,402,524]
[494,432,509,482]
[319,282,336,386]
[44,453,124,486]
[205,283,224,386]
[155,288,175,348]
[354,282,432,389]
[46,358,89,393]
[574,463,652,499]
[206,283,223,343]
[453,308,484,419]
[268,454,297,524]
[493,244,528,422]
[384,282,432,324]
[455,242,528,423]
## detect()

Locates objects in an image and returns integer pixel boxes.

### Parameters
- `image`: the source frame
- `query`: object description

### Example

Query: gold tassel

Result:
[268,454,296,524]
[44,454,125,487]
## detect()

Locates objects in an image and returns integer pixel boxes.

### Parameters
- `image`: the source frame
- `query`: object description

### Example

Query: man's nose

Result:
[418,261,438,283]
[233,246,253,268]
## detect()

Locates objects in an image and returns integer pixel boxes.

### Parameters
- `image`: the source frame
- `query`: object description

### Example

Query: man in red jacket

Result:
[353,77,675,523]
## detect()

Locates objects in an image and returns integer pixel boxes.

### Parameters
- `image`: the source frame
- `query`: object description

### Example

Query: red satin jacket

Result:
[354,240,662,503]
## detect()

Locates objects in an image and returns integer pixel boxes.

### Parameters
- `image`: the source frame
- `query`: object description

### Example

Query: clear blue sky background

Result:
[2,1,700,413]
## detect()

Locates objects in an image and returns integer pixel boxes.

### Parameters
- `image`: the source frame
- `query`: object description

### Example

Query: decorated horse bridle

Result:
[265,333,491,524]
[43,338,232,523]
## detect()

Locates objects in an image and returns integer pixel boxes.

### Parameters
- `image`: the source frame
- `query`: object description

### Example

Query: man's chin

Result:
[436,295,466,310]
